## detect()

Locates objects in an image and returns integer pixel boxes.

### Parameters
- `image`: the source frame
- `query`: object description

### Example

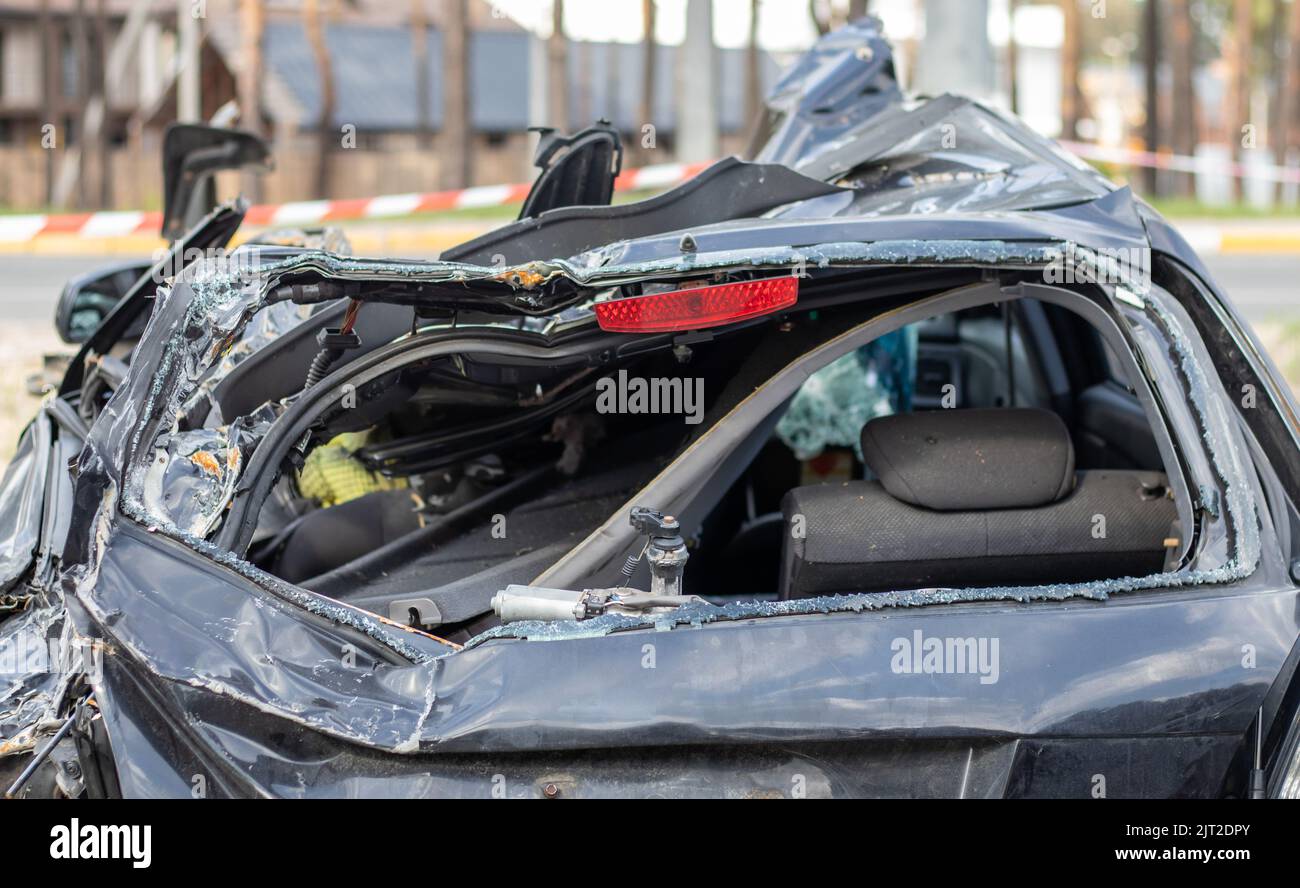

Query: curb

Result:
[1172,223,1300,256]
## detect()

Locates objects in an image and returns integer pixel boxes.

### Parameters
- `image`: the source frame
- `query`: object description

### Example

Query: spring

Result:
[620,551,642,578]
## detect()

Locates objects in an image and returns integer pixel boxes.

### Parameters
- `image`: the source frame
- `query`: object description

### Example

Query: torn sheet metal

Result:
[180,299,316,428]
[0,593,67,755]
[814,98,1112,215]
[750,18,1112,215]
[0,415,50,596]
[60,506,1299,797]
[750,17,901,172]
[0,567,95,759]
[138,407,275,539]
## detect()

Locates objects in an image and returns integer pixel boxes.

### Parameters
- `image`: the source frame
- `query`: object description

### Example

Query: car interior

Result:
[210,288,1184,642]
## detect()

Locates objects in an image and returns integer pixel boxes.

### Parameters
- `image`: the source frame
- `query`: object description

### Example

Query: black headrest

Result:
[860,407,1076,511]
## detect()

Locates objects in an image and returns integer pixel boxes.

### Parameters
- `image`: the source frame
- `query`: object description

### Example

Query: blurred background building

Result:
[0,0,783,209]
[0,0,1294,213]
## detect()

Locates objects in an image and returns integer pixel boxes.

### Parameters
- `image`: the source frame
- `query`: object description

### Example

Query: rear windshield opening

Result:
[225,287,1185,644]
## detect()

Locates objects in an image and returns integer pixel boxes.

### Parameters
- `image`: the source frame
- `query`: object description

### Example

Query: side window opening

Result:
[685,296,1180,604]
[1073,316,1166,472]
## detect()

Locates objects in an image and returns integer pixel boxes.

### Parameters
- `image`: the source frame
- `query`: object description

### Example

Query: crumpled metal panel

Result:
[0,593,68,756]
[807,98,1113,215]
[180,299,315,428]
[138,408,275,539]
[0,415,50,596]
[750,17,902,171]
[72,522,1294,795]
[97,669,1248,798]
[748,19,1111,216]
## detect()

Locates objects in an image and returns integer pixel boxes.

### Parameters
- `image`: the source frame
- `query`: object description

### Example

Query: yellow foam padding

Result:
[297,431,406,507]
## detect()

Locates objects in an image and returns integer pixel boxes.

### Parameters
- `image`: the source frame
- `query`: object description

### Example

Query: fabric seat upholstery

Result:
[779,408,1177,599]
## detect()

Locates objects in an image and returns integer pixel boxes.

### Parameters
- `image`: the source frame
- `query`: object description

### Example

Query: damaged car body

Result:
[3,18,1300,799]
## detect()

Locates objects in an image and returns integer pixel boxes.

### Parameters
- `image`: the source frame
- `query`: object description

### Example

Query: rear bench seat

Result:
[779,407,1178,599]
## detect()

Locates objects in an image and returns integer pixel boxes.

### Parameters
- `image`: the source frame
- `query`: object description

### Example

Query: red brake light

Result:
[593,276,799,333]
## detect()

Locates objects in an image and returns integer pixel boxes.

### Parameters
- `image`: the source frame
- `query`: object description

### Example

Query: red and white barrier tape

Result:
[1058,140,1300,185]
[0,160,712,244]
[7,142,1297,246]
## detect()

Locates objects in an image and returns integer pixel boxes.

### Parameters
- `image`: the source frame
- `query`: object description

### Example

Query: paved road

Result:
[3,255,135,322]
[2,251,1298,323]
[1197,254,1300,322]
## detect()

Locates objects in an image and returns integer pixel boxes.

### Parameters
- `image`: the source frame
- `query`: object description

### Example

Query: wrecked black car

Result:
[2,19,1299,799]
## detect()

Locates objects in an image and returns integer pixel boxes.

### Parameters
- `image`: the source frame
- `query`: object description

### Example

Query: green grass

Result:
[1068,157,1300,219]
[1146,197,1300,220]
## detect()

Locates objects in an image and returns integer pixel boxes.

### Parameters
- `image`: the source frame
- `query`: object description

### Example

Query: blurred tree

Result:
[809,0,831,35]
[177,0,200,122]
[239,0,265,201]
[443,0,471,188]
[1060,0,1082,140]
[1170,0,1197,196]
[302,0,335,198]
[72,0,89,208]
[412,0,431,151]
[746,0,762,128]
[1270,0,1286,204]
[916,0,995,101]
[678,0,718,160]
[1143,0,1160,195]
[95,0,110,207]
[1008,0,1020,114]
[575,24,591,123]
[1287,0,1300,203]
[39,0,55,204]
[238,0,265,136]
[640,0,656,153]
[549,0,568,130]
[1231,0,1252,203]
